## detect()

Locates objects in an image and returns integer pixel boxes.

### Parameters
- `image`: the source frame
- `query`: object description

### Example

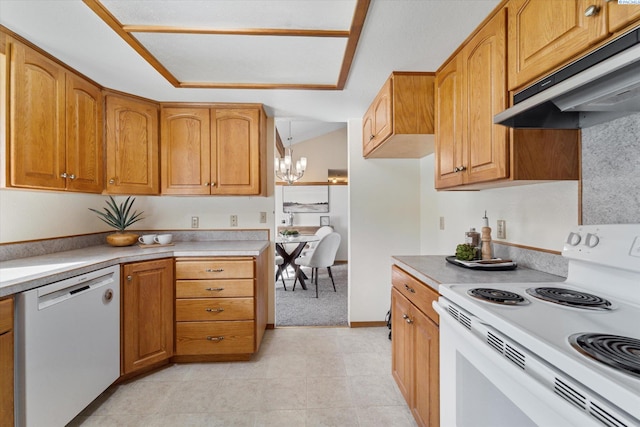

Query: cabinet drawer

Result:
[392,266,439,324]
[176,298,254,321]
[176,279,254,298]
[176,321,254,355]
[0,298,13,335]
[176,259,254,280]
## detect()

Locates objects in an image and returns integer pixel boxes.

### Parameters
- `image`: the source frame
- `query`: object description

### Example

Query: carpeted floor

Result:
[275,263,348,327]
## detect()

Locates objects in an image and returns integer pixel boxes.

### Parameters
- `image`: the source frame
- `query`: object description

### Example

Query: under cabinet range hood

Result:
[495,26,640,129]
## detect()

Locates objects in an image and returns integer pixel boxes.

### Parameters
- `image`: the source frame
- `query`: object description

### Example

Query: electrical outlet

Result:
[439,216,445,230]
[259,212,267,223]
[230,215,238,227]
[497,220,506,239]
[191,216,199,228]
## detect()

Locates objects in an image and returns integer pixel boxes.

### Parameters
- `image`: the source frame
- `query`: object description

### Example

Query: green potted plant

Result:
[90,196,144,247]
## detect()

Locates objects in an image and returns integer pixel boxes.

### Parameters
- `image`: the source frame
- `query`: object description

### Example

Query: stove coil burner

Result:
[526,287,612,310]
[569,333,640,378]
[467,288,528,305]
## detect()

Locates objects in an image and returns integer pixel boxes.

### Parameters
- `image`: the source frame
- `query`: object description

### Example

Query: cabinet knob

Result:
[60,172,68,178]
[127,275,132,281]
[211,182,215,187]
[402,314,413,324]
[206,336,225,342]
[206,268,224,273]
[205,182,210,186]
[369,135,375,141]
[404,284,416,293]
[454,165,467,173]
[109,178,116,184]
[584,5,600,16]
[69,174,76,180]
[205,287,225,291]
[205,307,225,313]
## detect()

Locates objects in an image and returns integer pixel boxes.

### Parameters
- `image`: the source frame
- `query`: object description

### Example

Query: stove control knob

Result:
[584,233,600,248]
[566,232,581,246]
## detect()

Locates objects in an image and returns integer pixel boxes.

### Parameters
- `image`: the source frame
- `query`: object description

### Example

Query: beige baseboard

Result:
[350,321,387,328]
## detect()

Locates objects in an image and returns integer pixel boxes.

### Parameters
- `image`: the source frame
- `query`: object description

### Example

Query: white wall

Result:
[419,154,579,254]
[347,119,422,323]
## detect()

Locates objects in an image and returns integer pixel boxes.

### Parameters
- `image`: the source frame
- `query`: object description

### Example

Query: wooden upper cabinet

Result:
[434,55,464,189]
[9,40,102,193]
[508,0,608,91]
[607,2,640,33]
[212,108,262,195]
[105,95,159,195]
[65,73,103,193]
[463,8,508,185]
[362,72,435,159]
[161,108,211,195]
[435,7,580,190]
[160,106,265,196]
[10,41,66,190]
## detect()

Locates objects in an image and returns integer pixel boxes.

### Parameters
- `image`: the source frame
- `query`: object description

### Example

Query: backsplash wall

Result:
[581,113,640,225]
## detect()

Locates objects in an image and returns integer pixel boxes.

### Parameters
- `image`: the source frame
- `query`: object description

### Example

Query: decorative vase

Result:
[106,232,139,247]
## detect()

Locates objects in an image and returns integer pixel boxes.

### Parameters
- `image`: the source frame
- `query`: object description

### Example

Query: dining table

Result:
[275,234,319,290]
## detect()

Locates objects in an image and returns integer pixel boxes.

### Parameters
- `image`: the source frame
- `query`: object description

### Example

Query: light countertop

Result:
[0,241,269,297]
[392,255,565,292]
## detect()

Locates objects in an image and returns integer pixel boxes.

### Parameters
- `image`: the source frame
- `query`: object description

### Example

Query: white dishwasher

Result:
[15,265,120,427]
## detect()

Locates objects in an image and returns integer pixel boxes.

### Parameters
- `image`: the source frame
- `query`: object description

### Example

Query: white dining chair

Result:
[293,232,341,298]
[300,225,333,257]
[275,255,287,290]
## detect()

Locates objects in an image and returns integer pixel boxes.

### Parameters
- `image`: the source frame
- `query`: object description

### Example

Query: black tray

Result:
[446,256,518,271]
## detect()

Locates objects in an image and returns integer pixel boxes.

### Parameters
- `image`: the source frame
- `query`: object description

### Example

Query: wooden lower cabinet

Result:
[174,255,267,360]
[0,297,14,427]
[391,266,439,427]
[121,259,174,376]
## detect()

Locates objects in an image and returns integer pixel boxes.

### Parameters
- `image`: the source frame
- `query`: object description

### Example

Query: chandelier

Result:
[275,121,307,185]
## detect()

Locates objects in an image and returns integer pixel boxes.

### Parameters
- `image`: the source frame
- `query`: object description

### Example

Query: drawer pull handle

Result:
[207,336,224,342]
[206,268,224,273]
[205,287,225,291]
[206,307,225,313]
[402,314,413,324]
[404,284,415,293]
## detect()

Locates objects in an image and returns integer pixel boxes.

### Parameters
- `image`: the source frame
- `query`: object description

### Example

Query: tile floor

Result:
[69,327,417,427]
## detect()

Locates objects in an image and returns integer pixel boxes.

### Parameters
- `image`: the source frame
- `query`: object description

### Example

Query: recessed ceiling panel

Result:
[101,0,357,30]
[135,33,347,84]
[86,0,368,89]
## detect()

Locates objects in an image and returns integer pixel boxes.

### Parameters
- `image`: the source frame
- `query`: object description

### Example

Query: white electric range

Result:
[433,224,640,427]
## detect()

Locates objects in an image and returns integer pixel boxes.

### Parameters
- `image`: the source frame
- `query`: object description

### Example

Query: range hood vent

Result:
[495,27,640,129]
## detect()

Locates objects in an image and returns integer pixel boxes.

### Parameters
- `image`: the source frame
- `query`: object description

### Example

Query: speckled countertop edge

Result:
[0,240,269,298]
[392,255,566,293]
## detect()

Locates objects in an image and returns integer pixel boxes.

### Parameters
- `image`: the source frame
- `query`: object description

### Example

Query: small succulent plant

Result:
[89,196,144,232]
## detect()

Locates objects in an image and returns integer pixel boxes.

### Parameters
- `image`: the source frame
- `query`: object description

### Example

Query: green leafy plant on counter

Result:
[89,196,144,232]
[455,243,477,261]
[280,229,300,236]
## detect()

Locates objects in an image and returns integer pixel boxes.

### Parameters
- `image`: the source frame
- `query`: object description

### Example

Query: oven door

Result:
[433,298,602,427]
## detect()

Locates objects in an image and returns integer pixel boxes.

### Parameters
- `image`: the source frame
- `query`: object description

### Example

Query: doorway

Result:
[273,120,348,327]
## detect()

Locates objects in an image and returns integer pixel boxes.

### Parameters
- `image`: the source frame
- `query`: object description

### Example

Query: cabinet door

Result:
[362,105,376,156]
[371,78,393,149]
[0,297,13,427]
[65,73,103,193]
[434,56,464,189]
[412,308,439,427]
[508,0,607,90]
[105,95,159,195]
[607,3,640,33]
[391,288,413,403]
[10,41,65,190]
[211,108,261,195]
[463,8,508,184]
[161,107,211,195]
[122,259,174,375]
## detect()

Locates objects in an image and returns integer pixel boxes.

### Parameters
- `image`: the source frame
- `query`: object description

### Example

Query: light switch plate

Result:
[497,220,506,239]
[230,215,238,227]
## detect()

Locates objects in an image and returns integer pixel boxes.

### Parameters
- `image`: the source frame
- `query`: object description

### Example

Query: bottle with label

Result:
[465,228,481,259]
